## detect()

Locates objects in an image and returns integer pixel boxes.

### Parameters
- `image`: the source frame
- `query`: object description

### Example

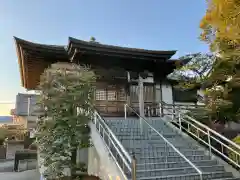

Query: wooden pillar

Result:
[138,75,144,133]
[127,71,131,110]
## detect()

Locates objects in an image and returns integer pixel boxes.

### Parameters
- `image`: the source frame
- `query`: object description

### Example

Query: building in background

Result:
[13,93,39,132]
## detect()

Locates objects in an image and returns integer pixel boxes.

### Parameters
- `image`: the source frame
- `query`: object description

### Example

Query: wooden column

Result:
[138,75,144,134]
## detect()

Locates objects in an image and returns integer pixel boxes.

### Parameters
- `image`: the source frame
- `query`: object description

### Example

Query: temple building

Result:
[14,37,196,117]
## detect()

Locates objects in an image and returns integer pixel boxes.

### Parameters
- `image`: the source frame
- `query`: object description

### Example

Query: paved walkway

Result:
[0,160,13,172]
[0,169,40,180]
[0,159,39,180]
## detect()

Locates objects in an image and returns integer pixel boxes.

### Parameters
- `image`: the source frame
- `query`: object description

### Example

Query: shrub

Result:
[0,128,7,145]
[36,63,96,179]
[228,135,240,166]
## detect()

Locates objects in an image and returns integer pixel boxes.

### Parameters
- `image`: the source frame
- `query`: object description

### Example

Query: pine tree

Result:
[169,53,214,89]
[35,63,96,179]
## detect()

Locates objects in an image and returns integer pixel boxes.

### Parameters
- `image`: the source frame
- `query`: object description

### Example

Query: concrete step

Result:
[104,118,238,180]
[111,130,175,135]
[109,124,170,128]
[108,123,171,128]
[135,165,225,177]
[122,144,196,149]
[212,178,240,180]
[120,139,194,146]
[115,133,179,139]
[139,155,211,163]
[125,146,199,154]
[147,140,194,146]
[135,149,205,156]
[137,159,218,170]
[121,142,198,149]
[138,171,233,180]
[109,125,172,129]
[118,137,191,142]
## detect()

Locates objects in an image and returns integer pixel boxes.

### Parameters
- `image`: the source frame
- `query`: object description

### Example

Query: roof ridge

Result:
[68,36,177,55]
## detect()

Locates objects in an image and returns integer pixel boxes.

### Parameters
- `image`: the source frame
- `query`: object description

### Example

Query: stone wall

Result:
[0,145,6,159]
[6,140,24,159]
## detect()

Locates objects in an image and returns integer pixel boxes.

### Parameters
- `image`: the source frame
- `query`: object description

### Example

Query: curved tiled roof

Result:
[14,37,69,89]
[68,37,176,61]
[14,36,181,89]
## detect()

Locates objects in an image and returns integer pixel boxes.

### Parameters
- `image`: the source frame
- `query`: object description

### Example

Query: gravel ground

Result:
[0,169,40,180]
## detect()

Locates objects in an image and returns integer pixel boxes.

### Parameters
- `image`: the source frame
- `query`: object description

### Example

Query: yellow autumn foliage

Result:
[198,1,240,123]
[200,0,240,54]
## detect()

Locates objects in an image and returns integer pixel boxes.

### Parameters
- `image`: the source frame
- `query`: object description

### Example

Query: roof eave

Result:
[14,37,25,88]
[68,37,177,60]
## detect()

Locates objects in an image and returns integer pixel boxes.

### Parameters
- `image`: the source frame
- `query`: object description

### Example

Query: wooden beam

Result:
[19,46,27,88]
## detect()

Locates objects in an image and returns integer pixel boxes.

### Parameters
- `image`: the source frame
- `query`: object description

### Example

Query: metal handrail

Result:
[93,110,135,179]
[124,104,203,180]
[94,110,132,163]
[159,101,240,168]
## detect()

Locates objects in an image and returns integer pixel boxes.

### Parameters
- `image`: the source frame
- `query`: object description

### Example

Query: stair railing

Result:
[93,110,137,180]
[159,101,240,169]
[124,104,203,180]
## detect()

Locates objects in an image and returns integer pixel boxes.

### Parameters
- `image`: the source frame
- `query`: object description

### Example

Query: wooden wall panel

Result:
[94,82,127,116]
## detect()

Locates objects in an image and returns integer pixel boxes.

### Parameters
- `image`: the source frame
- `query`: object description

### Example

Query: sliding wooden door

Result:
[95,84,127,116]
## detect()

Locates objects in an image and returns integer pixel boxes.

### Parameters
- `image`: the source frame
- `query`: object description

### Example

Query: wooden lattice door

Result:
[95,84,127,116]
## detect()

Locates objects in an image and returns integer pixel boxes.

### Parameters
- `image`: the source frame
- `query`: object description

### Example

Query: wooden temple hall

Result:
[14,37,194,116]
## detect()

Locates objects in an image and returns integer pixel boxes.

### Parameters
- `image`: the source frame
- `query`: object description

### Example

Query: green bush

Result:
[228,135,240,166]
[0,128,7,145]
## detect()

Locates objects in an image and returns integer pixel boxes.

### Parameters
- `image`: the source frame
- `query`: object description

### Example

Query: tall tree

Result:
[200,0,240,54]
[199,0,240,123]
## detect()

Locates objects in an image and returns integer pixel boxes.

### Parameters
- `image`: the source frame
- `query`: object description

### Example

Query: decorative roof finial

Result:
[89,36,99,44]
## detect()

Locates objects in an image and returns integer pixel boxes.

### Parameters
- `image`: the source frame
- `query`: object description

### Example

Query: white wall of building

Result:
[161,82,173,104]
[160,81,173,114]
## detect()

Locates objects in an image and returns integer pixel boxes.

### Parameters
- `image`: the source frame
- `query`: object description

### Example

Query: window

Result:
[95,86,126,101]
[95,89,106,100]
[107,90,116,101]
[118,88,126,101]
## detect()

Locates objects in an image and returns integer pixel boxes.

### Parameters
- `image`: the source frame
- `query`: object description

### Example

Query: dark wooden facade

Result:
[14,37,187,116]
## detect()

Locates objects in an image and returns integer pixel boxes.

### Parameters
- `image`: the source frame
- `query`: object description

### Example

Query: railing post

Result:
[124,104,127,120]
[148,106,150,118]
[94,111,97,124]
[178,113,182,131]
[140,116,143,135]
[172,104,175,121]
[159,103,164,117]
[131,152,137,180]
[27,97,31,116]
[207,129,212,155]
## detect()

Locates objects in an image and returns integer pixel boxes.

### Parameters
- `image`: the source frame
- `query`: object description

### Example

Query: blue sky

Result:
[0,0,209,112]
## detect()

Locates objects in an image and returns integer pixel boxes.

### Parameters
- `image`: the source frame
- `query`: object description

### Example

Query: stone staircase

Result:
[105,117,240,180]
